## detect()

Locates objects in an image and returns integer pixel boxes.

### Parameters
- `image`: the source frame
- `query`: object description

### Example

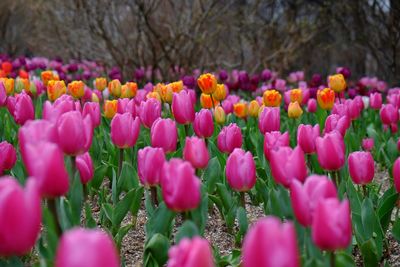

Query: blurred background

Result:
[0,0,399,84]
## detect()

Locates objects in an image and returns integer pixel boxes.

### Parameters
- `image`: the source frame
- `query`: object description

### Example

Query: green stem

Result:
[330,251,335,267]
[362,185,367,197]
[48,198,62,237]
[150,186,159,207]
[184,124,190,137]
[70,156,76,180]
[118,148,124,178]
[240,192,246,209]
[209,93,216,109]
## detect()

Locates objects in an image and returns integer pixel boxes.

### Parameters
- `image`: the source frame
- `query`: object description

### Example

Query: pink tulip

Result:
[161,159,201,211]
[24,141,69,197]
[138,146,166,186]
[56,111,93,155]
[13,91,34,125]
[242,216,300,267]
[369,93,382,109]
[226,148,256,191]
[362,138,374,151]
[307,99,317,113]
[76,152,94,184]
[172,90,195,124]
[332,103,349,118]
[345,99,362,120]
[6,96,15,115]
[183,137,210,169]
[151,118,178,153]
[0,178,41,256]
[324,114,350,136]
[348,151,374,185]
[269,146,307,187]
[263,131,289,160]
[55,228,120,267]
[111,113,140,148]
[0,82,6,106]
[222,100,234,114]
[312,198,352,251]
[139,98,161,128]
[167,237,215,267]
[380,104,398,126]
[258,107,280,134]
[297,124,319,154]
[43,95,77,122]
[217,123,243,154]
[193,109,214,138]
[316,131,346,171]
[82,102,101,128]
[290,175,337,226]
[392,157,400,193]
[117,98,136,116]
[0,141,17,174]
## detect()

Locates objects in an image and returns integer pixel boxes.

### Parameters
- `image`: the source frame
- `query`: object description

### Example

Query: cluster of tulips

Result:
[0,56,400,267]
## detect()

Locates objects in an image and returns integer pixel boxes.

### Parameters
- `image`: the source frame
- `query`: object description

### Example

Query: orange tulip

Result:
[290,89,303,104]
[234,102,248,119]
[317,88,335,110]
[213,84,227,101]
[104,100,118,119]
[167,81,184,93]
[0,78,14,95]
[197,73,217,94]
[200,93,218,109]
[288,102,303,118]
[121,82,138,98]
[94,77,107,91]
[147,91,162,102]
[214,106,226,125]
[41,71,58,86]
[47,80,66,101]
[248,100,260,117]
[108,79,122,98]
[263,90,281,107]
[154,83,173,103]
[68,81,85,99]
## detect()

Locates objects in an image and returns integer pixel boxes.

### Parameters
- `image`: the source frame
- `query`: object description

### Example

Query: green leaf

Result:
[113,188,137,227]
[85,202,97,228]
[111,169,118,205]
[130,187,145,227]
[175,221,200,243]
[237,206,248,235]
[145,203,175,238]
[68,173,83,226]
[335,251,355,267]
[315,107,327,132]
[190,186,208,234]
[204,157,222,194]
[115,224,132,249]
[216,183,233,211]
[392,216,400,242]
[377,187,398,232]
[143,234,170,267]
[360,239,379,267]
[361,198,374,240]
[89,164,108,190]
[118,162,139,192]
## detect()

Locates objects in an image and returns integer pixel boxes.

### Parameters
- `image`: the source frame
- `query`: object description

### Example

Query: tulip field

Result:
[1,57,400,267]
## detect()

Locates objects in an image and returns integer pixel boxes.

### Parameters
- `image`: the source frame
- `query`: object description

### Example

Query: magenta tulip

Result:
[345,99,362,120]
[76,152,94,184]
[0,82,7,106]
[369,93,382,109]
[55,228,120,267]
[0,178,41,256]
[117,98,136,117]
[258,107,280,134]
[56,111,93,155]
[307,98,317,113]
[324,114,350,136]
[151,118,178,153]
[362,138,374,151]
[82,102,101,128]
[242,216,300,267]
[161,159,201,211]
[111,113,140,148]
[138,146,166,187]
[290,175,337,226]
[24,141,69,197]
[269,146,307,187]
[312,198,352,251]
[217,123,243,154]
[263,131,289,160]
[0,141,17,174]
[167,237,215,267]
[43,95,77,123]
[332,103,349,118]
[183,137,210,169]
[316,131,346,171]
[393,157,400,193]
[226,148,256,191]
[172,90,195,124]
[139,98,161,128]
[297,124,319,154]
[380,104,398,126]
[13,91,34,125]
[193,109,214,138]
[348,151,374,185]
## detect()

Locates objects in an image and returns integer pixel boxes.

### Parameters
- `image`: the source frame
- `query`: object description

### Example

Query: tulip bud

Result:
[226,148,256,191]
[0,178,41,256]
[393,157,400,193]
[161,159,201,211]
[362,138,374,151]
[139,98,162,128]
[263,89,281,107]
[348,151,374,185]
[214,106,226,125]
[270,146,307,187]
[263,131,289,160]
[307,98,317,113]
[47,80,67,102]
[200,93,218,109]
[193,109,214,138]
[217,123,243,154]
[151,118,178,153]
[324,114,350,136]
[76,152,94,184]
[197,73,217,94]
[0,78,14,95]
[213,84,227,101]
[297,124,319,154]
[258,107,280,134]
[290,175,337,226]
[104,100,118,119]
[316,131,346,171]
[13,91,34,125]
[167,237,215,267]
[317,88,335,110]
[328,74,346,93]
[242,216,300,267]
[369,93,382,110]
[83,102,101,128]
[0,82,7,106]
[111,113,140,148]
[380,104,398,126]
[248,100,260,117]
[120,82,137,98]
[94,77,107,91]
[288,102,303,119]
[41,70,57,86]
[55,228,120,267]
[312,198,352,251]
[0,141,17,174]
[172,90,195,124]
[138,146,166,187]
[289,89,303,103]
[233,102,247,119]
[68,80,85,99]
[108,79,122,98]
[183,137,210,169]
